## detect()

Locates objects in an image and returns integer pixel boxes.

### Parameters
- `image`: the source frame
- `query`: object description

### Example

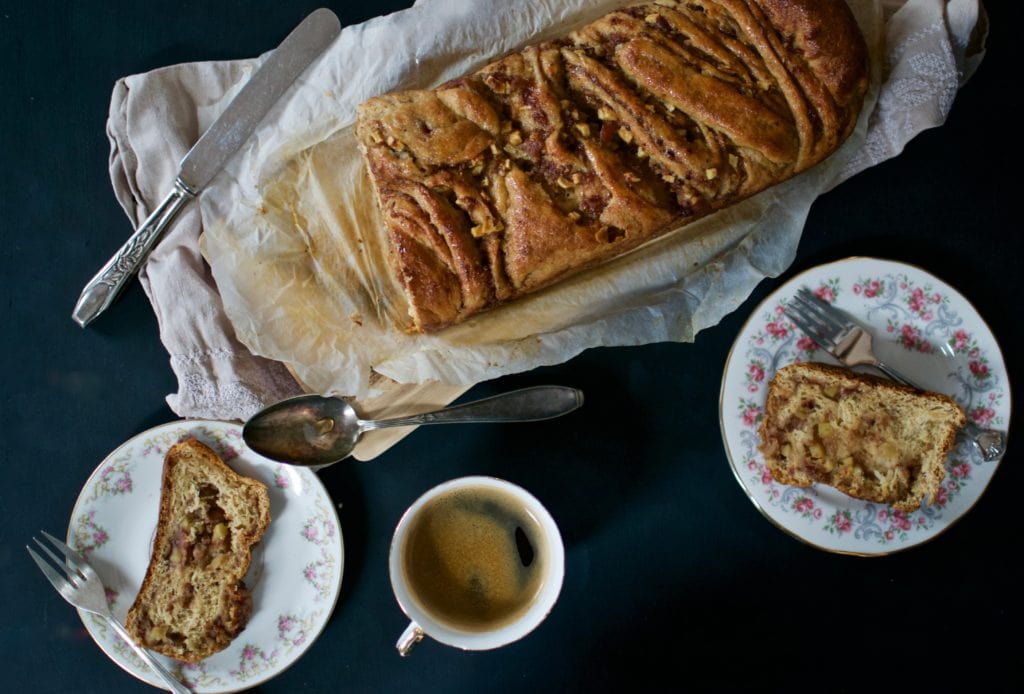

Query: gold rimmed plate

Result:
[719,257,1010,556]
[67,420,344,691]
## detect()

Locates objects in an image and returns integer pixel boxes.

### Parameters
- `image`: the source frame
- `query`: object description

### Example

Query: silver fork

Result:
[784,286,1006,462]
[27,531,191,694]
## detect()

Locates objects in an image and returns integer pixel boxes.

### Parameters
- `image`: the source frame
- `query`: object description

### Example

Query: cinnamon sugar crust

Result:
[356,0,869,332]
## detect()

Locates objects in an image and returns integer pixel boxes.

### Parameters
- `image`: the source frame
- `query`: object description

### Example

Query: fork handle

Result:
[873,361,1006,462]
[106,617,192,694]
[960,421,1006,462]
[869,360,915,387]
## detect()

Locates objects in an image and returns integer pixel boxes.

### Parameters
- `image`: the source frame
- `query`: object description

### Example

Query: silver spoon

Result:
[243,385,584,467]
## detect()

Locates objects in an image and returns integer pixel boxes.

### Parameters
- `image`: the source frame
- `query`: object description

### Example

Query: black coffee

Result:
[402,486,546,632]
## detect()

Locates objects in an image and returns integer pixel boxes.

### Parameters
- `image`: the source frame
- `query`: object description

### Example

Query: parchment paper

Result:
[107,0,986,418]
[200,0,887,398]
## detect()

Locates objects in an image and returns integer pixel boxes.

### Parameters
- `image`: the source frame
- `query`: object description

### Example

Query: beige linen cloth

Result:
[107,0,986,422]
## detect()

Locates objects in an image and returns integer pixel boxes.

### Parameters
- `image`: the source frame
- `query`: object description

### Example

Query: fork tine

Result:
[28,545,196,694]
[795,288,847,333]
[784,308,821,344]
[27,545,74,595]
[40,530,94,579]
[784,302,834,348]
[31,536,86,585]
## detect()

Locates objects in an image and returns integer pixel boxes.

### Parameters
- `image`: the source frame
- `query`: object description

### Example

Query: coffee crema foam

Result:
[402,486,547,632]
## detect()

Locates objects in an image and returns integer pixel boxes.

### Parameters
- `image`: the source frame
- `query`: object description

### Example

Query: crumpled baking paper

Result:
[107,0,986,417]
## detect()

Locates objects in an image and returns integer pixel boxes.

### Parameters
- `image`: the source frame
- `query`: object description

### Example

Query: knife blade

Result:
[72,8,341,328]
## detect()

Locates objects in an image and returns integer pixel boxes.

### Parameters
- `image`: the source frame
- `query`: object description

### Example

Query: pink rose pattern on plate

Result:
[72,423,341,691]
[273,468,290,489]
[229,643,278,682]
[210,613,324,683]
[72,509,110,556]
[299,497,340,602]
[85,587,155,673]
[277,613,318,651]
[173,661,225,690]
[736,272,1006,547]
[81,455,134,503]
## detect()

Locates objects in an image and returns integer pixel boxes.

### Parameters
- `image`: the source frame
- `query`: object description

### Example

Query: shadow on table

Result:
[452,359,658,547]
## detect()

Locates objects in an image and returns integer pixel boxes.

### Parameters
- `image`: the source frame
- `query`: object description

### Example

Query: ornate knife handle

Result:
[72,178,195,327]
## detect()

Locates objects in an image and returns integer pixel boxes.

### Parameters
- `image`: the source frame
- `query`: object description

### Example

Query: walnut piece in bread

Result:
[356,0,869,332]
[758,363,966,512]
[125,438,271,662]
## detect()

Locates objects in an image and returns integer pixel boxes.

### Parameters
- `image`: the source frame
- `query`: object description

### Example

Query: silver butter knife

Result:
[73,8,341,327]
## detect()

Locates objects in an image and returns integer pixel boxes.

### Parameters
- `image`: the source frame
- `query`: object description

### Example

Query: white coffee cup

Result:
[389,476,565,655]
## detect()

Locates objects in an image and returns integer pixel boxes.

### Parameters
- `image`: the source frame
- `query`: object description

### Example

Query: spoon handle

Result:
[362,386,584,431]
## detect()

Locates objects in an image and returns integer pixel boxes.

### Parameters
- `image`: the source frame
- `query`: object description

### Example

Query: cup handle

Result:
[396,621,425,656]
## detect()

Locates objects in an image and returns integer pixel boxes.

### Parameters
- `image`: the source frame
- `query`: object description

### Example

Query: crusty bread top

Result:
[125,438,271,662]
[758,362,966,511]
[355,0,869,332]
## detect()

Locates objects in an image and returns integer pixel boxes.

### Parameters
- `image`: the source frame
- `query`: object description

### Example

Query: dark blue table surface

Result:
[2,2,1021,692]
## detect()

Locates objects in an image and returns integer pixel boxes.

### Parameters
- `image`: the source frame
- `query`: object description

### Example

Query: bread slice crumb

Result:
[125,438,271,662]
[758,362,965,512]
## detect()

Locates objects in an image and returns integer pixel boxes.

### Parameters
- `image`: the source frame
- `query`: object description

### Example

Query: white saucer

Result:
[67,420,344,691]
[719,257,1010,555]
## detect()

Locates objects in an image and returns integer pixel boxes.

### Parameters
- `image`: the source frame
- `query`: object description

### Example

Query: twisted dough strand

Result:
[356,0,868,332]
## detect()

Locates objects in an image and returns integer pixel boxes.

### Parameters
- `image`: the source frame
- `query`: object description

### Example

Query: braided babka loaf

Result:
[356,0,869,332]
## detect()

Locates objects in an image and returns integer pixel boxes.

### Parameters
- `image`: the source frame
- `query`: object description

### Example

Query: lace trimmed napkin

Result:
[106,0,986,422]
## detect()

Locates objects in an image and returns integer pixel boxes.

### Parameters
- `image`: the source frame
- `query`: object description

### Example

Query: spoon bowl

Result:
[243,396,364,466]
[243,385,584,467]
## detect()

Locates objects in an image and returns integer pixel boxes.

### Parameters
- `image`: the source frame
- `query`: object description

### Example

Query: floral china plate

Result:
[719,257,1010,555]
[67,420,344,692]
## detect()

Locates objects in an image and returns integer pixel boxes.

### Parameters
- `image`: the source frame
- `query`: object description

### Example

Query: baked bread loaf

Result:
[758,362,966,512]
[356,0,869,332]
[125,438,271,662]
